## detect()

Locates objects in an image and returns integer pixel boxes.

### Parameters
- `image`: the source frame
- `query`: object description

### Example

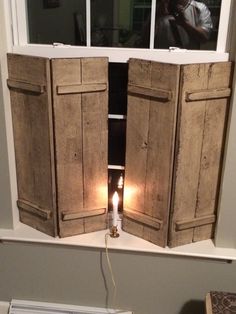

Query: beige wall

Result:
[0,243,236,314]
[0,0,16,229]
[215,0,236,248]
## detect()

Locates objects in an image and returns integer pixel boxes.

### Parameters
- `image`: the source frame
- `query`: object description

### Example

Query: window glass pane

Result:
[154,0,222,50]
[108,119,126,166]
[91,0,151,48]
[109,63,128,115]
[27,0,86,45]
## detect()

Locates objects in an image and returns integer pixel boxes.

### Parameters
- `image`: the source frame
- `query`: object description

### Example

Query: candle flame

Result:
[117,174,124,189]
[112,191,119,207]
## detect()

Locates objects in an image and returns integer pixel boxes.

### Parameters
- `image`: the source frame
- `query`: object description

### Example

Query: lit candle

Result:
[112,191,119,227]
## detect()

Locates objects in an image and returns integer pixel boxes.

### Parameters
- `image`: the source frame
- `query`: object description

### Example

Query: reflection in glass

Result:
[91,0,152,48]
[154,0,221,50]
[27,0,86,45]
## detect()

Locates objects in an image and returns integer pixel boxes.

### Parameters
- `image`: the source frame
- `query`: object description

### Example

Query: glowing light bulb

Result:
[117,174,124,189]
[112,191,119,226]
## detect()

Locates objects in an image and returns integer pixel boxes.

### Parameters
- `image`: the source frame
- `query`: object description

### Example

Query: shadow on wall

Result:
[179,300,205,314]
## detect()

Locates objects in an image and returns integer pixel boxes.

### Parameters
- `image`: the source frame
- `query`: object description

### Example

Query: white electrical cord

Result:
[105,233,117,311]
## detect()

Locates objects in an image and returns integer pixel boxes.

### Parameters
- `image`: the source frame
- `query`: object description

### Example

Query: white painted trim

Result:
[216,0,232,52]
[86,0,91,47]
[15,0,28,45]
[108,114,126,120]
[0,302,9,314]
[10,0,19,45]
[1,223,236,261]
[12,44,229,63]
[10,300,133,314]
[149,0,156,49]
[108,165,125,170]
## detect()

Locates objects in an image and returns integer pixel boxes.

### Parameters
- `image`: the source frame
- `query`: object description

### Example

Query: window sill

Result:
[1,222,236,261]
[12,45,229,63]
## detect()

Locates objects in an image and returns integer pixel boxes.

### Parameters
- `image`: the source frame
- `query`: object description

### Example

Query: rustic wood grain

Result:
[51,57,108,237]
[169,62,233,247]
[128,84,172,100]
[205,293,213,314]
[17,199,51,220]
[175,215,216,231]
[7,79,45,94]
[81,58,108,233]
[62,208,106,221]
[123,58,180,247]
[186,87,231,102]
[57,83,107,95]
[7,53,57,236]
[123,208,162,230]
[193,62,232,242]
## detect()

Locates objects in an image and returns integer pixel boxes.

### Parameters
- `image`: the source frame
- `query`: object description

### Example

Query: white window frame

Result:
[1,0,236,256]
[10,0,232,63]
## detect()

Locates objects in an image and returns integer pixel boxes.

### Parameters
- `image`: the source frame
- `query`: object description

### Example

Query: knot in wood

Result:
[141,141,148,149]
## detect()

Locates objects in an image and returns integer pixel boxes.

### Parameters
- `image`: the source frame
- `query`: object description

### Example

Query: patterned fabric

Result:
[210,291,236,314]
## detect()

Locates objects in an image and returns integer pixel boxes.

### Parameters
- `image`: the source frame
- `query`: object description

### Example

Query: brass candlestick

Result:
[110,225,120,238]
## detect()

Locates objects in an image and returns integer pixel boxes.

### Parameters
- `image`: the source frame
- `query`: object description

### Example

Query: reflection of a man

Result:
[155,0,213,49]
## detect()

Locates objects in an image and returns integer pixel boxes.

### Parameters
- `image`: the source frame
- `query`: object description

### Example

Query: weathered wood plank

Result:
[123,59,180,247]
[186,87,231,102]
[193,62,232,242]
[175,215,216,231]
[51,58,84,236]
[8,53,57,237]
[62,208,106,221]
[7,79,45,94]
[51,57,108,237]
[128,84,172,101]
[17,199,51,220]
[169,62,233,247]
[205,293,213,314]
[124,208,162,230]
[144,61,180,243]
[169,63,212,247]
[81,58,108,233]
[124,59,151,220]
[57,83,107,95]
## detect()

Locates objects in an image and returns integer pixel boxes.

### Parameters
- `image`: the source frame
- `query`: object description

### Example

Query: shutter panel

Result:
[7,53,57,236]
[169,62,233,247]
[123,58,180,247]
[51,58,108,237]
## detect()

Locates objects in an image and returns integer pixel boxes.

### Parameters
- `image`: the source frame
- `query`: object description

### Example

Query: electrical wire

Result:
[105,232,117,312]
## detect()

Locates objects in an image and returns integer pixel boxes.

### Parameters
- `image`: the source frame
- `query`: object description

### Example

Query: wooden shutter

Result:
[51,58,108,237]
[123,58,180,247]
[7,53,57,236]
[168,62,233,247]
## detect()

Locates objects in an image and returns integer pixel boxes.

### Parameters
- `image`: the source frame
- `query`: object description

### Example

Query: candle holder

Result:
[110,225,120,238]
